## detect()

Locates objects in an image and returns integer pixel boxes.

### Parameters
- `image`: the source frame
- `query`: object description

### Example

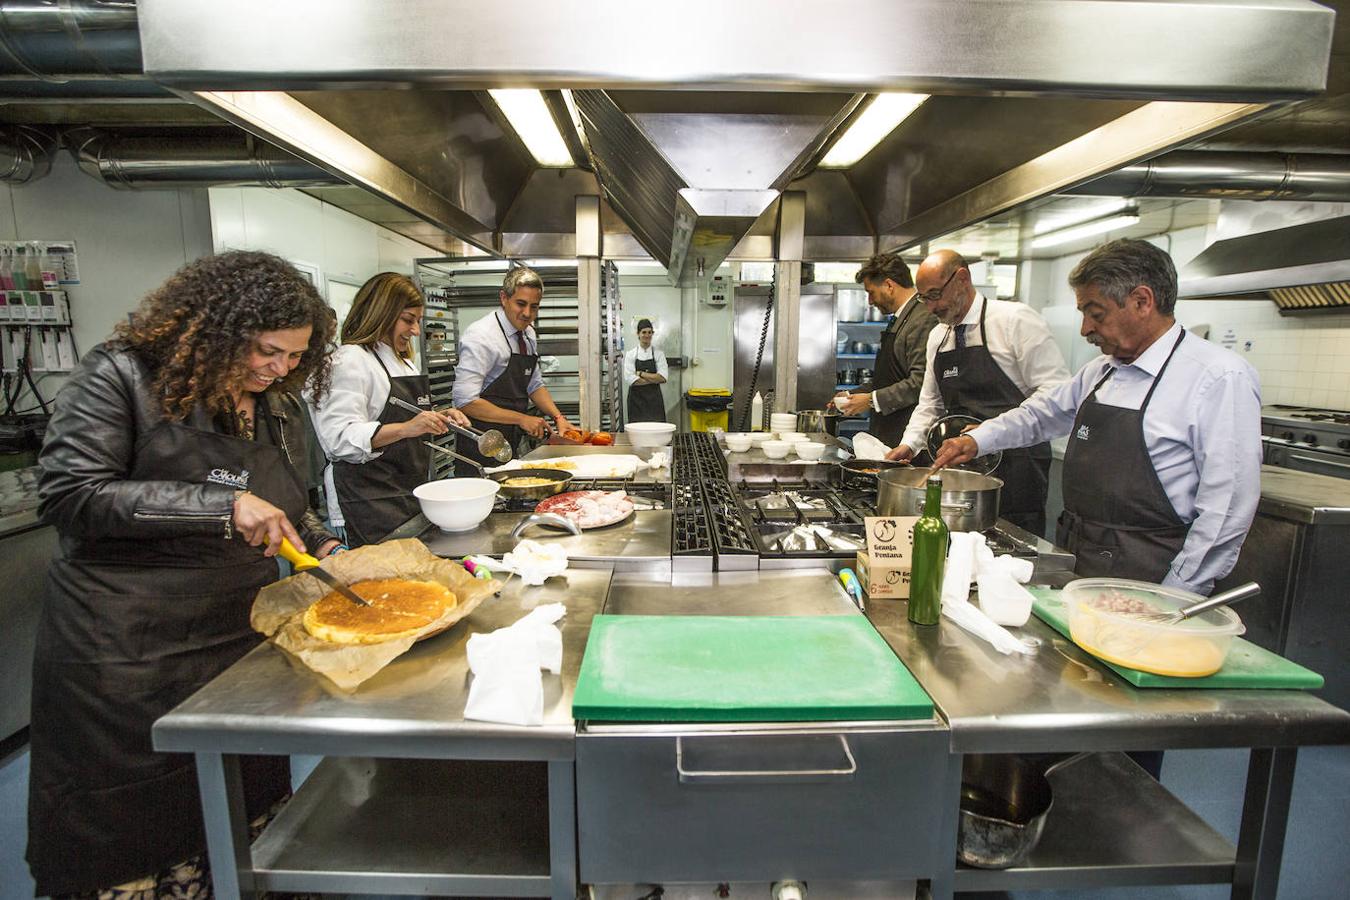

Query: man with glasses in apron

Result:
[890,250,1071,537]
[452,266,574,476]
[928,239,1262,778]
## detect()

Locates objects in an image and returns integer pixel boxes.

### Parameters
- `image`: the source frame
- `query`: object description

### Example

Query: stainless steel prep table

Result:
[868,598,1350,899]
[153,567,614,900]
[576,570,951,890]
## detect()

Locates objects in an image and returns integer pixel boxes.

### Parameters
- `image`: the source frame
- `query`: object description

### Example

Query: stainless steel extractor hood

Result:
[1178,214,1350,313]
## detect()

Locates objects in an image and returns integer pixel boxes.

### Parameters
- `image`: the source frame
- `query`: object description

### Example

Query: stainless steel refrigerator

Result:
[731,282,837,432]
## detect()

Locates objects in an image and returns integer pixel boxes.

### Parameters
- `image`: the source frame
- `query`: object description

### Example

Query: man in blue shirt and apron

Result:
[452,266,574,475]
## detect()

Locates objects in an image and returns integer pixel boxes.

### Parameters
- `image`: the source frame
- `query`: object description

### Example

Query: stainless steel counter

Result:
[1253,464,1350,524]
[154,567,614,759]
[868,597,1350,754]
[389,510,673,572]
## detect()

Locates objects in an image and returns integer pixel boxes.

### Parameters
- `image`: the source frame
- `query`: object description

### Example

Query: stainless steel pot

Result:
[795,409,825,433]
[958,753,1092,868]
[836,288,867,322]
[876,466,1002,532]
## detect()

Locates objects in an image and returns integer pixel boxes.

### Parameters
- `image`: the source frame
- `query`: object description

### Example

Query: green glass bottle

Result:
[908,474,948,625]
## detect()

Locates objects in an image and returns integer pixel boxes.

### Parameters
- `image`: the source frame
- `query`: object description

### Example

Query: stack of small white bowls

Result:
[769,413,797,433]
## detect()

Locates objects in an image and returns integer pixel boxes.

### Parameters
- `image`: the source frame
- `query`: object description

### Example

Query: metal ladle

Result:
[389,395,512,462]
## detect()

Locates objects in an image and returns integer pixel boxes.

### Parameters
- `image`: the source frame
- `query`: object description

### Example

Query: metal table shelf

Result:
[250,757,553,896]
[952,752,1235,893]
[155,568,614,900]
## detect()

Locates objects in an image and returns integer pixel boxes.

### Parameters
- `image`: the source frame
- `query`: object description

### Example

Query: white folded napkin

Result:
[646,448,671,470]
[976,554,1036,627]
[852,432,891,460]
[937,531,1036,655]
[500,539,569,586]
[464,603,567,726]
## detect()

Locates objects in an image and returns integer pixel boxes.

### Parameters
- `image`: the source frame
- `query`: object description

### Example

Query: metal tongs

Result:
[388,395,512,463]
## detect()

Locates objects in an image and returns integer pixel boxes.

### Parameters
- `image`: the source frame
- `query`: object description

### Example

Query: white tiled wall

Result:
[1177,299,1350,410]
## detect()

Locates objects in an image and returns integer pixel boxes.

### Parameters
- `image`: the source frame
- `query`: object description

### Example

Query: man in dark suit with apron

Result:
[451,266,574,475]
[832,254,939,446]
[890,250,1071,536]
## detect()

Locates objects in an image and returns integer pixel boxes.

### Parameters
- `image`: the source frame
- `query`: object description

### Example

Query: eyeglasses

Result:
[917,268,961,304]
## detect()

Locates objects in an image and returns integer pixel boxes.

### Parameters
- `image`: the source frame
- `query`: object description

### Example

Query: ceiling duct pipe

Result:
[0,124,57,182]
[1066,151,1350,202]
[67,128,344,189]
[0,0,143,79]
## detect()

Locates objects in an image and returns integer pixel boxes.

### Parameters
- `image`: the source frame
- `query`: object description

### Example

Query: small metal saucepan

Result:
[837,458,910,488]
[424,442,572,500]
[958,753,1092,868]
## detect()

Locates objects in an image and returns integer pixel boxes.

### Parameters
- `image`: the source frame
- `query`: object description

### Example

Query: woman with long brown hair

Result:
[26,250,340,897]
[306,271,469,546]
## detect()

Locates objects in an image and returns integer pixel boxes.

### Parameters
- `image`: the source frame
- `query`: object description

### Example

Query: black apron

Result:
[935,297,1053,536]
[27,396,302,896]
[869,299,921,446]
[456,315,538,476]
[626,350,666,423]
[331,348,432,547]
[1056,328,1190,582]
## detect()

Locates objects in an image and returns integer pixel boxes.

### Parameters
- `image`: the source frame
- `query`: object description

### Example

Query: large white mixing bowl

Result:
[414,478,500,532]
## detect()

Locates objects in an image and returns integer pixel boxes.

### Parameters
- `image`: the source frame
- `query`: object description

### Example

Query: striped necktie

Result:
[955,324,967,349]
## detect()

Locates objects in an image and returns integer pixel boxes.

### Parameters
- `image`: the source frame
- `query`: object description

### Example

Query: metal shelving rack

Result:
[413,258,623,473]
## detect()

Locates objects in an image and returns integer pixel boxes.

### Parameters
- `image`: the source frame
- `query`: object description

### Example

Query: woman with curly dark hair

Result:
[26,250,340,898]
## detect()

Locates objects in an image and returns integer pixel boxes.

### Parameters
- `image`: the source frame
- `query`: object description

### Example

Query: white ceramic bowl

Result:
[794,440,826,460]
[747,431,775,445]
[761,440,791,459]
[724,433,752,452]
[776,431,808,444]
[625,421,677,449]
[414,477,500,532]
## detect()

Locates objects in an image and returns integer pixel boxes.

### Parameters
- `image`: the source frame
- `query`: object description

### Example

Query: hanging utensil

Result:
[273,537,370,606]
[389,395,512,462]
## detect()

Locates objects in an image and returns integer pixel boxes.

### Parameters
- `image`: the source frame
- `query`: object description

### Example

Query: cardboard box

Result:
[858,516,919,599]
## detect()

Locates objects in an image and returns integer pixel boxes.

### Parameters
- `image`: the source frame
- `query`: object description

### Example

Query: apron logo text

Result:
[1076,424,1091,441]
[943,366,960,378]
[207,467,250,489]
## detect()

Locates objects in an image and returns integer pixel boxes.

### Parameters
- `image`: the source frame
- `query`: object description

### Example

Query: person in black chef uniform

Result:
[831,253,939,445]
[888,250,1070,536]
[306,272,471,547]
[451,265,574,475]
[26,251,339,898]
[623,318,669,423]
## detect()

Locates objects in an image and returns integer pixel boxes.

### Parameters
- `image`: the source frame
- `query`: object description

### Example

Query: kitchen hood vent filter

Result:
[1269,283,1350,314]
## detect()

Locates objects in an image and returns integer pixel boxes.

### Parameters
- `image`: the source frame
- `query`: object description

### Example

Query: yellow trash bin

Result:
[685,388,732,432]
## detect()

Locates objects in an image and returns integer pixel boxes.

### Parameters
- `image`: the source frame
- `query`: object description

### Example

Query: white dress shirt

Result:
[899,295,1069,451]
[970,323,1263,594]
[622,344,669,387]
[304,342,418,527]
[452,309,544,409]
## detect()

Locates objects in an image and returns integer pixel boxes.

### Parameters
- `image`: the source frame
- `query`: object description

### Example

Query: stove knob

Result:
[1302,433,1318,446]
[1281,430,1296,441]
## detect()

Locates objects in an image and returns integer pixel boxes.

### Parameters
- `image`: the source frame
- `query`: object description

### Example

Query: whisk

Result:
[1128,581,1260,625]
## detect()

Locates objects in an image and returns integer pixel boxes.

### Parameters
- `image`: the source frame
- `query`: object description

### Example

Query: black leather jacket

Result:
[38,343,335,552]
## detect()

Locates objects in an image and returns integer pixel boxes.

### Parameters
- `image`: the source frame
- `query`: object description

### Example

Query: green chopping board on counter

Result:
[572,615,934,722]
[1029,588,1324,690]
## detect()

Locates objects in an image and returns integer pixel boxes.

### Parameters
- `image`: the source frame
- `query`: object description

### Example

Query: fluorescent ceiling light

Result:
[1031,212,1141,249]
[1032,199,1131,236]
[819,93,928,168]
[488,89,574,167]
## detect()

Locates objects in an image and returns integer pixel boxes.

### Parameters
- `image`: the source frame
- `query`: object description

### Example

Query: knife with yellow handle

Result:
[274,537,371,606]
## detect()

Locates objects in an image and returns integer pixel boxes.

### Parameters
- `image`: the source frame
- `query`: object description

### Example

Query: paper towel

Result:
[464,603,567,726]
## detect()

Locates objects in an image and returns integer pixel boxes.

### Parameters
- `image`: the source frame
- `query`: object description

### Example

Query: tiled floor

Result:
[1,741,1346,899]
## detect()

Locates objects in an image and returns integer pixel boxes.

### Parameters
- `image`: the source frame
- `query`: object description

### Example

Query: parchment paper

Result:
[251,538,500,690]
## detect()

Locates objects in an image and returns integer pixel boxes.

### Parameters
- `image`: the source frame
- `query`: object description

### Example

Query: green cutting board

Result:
[572,615,934,722]
[1029,588,1323,689]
